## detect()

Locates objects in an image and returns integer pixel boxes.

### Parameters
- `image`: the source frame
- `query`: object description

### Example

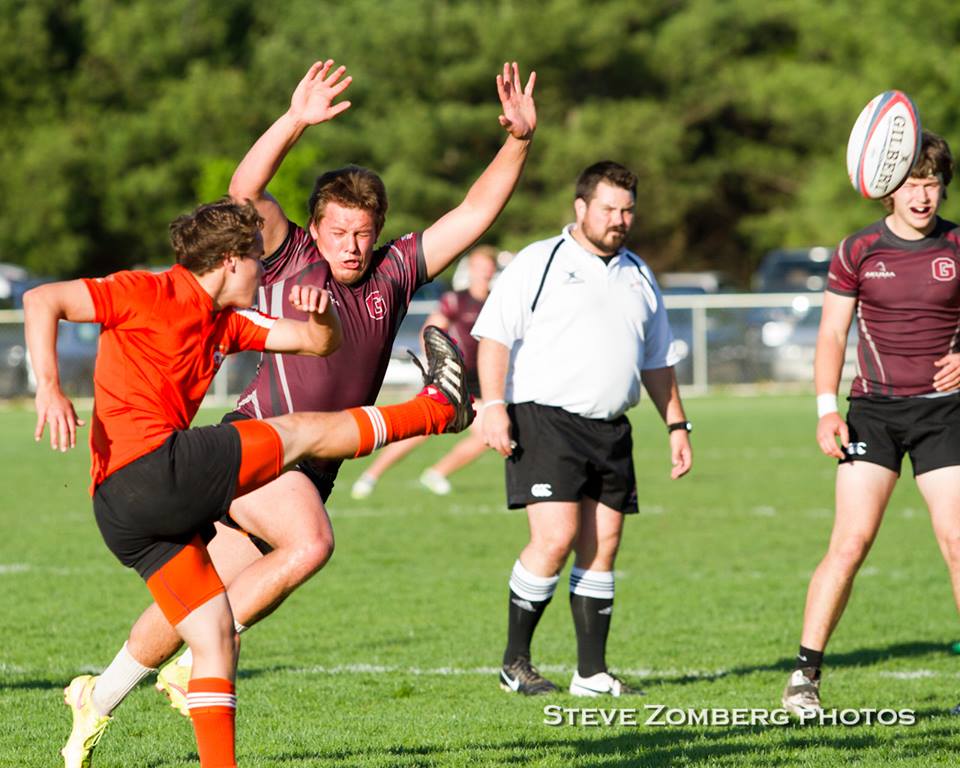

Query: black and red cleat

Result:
[409,326,474,434]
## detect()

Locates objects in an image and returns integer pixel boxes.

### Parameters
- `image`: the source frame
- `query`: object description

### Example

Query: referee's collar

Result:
[561,224,629,265]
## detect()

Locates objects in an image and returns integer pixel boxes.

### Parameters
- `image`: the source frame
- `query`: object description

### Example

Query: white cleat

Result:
[781,667,822,717]
[419,469,452,496]
[350,473,377,500]
[569,670,640,697]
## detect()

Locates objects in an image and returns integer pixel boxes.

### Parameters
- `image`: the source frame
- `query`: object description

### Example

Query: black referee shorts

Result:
[93,424,242,580]
[842,395,960,476]
[218,410,337,554]
[505,402,638,514]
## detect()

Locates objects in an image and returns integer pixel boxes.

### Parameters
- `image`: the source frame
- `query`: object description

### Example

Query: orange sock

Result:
[348,389,454,457]
[188,677,237,768]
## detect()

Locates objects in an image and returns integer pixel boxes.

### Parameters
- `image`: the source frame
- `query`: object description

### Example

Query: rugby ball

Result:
[846,90,921,199]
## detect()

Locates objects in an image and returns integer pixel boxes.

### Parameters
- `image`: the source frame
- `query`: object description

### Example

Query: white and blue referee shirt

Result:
[471,224,682,420]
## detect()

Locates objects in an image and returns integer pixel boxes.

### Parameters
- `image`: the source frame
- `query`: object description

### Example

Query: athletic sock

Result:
[188,677,237,768]
[502,559,559,665]
[348,393,454,457]
[796,645,823,672]
[178,623,246,669]
[91,642,156,716]
[569,567,615,677]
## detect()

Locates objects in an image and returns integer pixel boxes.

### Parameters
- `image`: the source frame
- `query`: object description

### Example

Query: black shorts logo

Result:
[530,483,553,498]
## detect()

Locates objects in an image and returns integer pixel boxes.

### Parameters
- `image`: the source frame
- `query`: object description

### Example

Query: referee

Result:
[472,161,693,696]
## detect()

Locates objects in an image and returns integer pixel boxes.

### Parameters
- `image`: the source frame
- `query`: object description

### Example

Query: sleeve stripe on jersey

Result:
[236,308,277,329]
[837,237,852,275]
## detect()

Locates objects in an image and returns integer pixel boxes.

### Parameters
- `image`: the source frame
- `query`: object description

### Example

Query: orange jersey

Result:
[83,265,275,490]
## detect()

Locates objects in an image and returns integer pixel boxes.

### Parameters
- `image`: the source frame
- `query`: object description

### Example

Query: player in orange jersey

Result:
[25,198,473,768]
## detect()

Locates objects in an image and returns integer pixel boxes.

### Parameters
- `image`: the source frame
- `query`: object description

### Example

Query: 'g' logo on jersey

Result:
[932,257,957,282]
[365,290,386,320]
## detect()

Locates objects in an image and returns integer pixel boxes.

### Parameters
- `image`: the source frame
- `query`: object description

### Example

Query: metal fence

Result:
[0,292,852,404]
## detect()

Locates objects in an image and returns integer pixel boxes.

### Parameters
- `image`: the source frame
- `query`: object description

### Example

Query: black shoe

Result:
[410,326,474,433]
[499,657,559,695]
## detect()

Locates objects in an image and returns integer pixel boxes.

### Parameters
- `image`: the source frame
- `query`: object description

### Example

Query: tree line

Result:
[2,0,956,285]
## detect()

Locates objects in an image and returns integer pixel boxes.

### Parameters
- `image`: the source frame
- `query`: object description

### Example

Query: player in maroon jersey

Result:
[79,58,536,727]
[782,132,960,716]
[350,245,499,498]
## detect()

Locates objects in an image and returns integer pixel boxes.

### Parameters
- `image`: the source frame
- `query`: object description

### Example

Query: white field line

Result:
[285,664,734,681]
[0,562,117,576]
[4,662,958,682]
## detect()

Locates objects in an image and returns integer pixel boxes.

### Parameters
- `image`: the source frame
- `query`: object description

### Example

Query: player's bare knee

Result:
[827,538,872,573]
[936,531,960,566]
[285,532,335,584]
[533,537,575,571]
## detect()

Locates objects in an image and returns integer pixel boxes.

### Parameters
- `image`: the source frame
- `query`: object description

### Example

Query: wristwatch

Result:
[667,421,692,434]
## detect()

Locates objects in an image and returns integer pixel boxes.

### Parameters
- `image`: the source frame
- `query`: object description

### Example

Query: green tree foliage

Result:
[1,0,956,283]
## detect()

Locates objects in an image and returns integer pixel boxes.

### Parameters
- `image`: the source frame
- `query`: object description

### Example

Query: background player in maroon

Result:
[350,245,499,498]
[782,132,960,717]
[83,58,537,723]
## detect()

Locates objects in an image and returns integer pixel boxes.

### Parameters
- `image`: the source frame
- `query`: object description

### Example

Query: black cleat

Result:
[499,657,559,695]
[409,326,474,433]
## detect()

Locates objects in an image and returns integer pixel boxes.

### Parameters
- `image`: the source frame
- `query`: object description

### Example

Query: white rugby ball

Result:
[846,90,921,199]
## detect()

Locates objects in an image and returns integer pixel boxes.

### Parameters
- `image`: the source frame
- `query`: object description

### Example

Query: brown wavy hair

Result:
[169,198,263,274]
[308,165,388,234]
[882,131,953,211]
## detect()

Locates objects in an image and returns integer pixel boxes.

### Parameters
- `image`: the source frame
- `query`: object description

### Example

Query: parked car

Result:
[752,247,832,293]
[383,281,448,387]
[0,323,27,397]
[23,321,100,397]
[760,306,859,383]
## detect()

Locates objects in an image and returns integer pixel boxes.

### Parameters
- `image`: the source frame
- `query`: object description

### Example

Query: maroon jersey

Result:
[438,289,484,374]
[827,217,960,397]
[236,221,428,472]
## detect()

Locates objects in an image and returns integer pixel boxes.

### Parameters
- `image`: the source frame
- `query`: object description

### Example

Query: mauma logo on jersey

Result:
[864,261,896,279]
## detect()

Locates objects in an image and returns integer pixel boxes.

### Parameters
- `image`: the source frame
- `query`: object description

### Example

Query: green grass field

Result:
[2,394,959,767]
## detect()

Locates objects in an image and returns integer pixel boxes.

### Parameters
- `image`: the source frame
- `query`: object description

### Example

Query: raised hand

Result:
[289,59,353,126]
[496,62,536,140]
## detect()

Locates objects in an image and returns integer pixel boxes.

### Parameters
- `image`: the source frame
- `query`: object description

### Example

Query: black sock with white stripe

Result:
[569,567,615,677]
[502,559,559,665]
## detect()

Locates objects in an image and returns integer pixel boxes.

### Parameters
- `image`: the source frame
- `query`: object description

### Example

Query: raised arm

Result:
[814,292,856,458]
[421,62,536,279]
[640,366,692,479]
[23,281,96,451]
[263,285,342,357]
[228,60,353,254]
